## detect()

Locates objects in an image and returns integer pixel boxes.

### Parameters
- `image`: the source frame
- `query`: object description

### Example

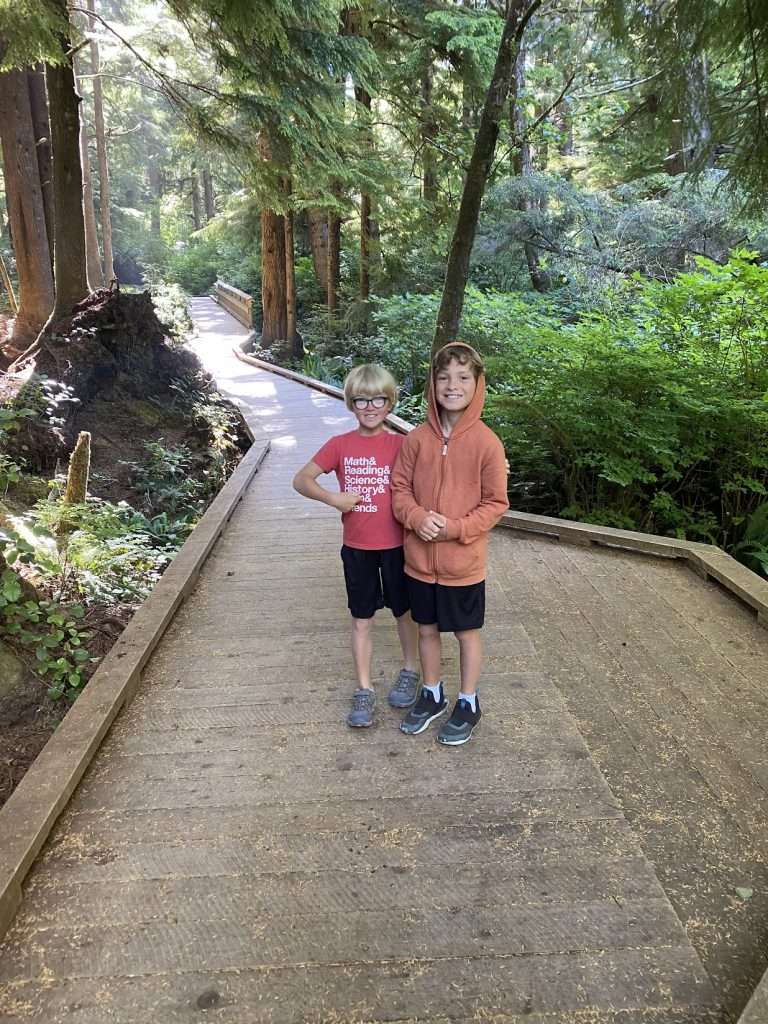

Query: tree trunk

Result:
[327,206,340,313]
[27,65,54,268]
[282,178,301,359]
[45,45,89,321]
[77,64,104,290]
[148,157,161,237]
[261,208,287,344]
[356,85,373,300]
[433,0,535,353]
[308,208,329,294]
[421,65,438,204]
[87,0,114,282]
[665,51,711,175]
[0,66,55,346]
[509,43,550,293]
[202,167,215,221]
[190,166,202,230]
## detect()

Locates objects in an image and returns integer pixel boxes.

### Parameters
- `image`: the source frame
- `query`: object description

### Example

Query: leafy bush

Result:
[149,281,193,343]
[484,251,768,554]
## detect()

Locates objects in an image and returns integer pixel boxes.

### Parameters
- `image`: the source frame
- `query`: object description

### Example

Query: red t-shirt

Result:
[313,430,405,550]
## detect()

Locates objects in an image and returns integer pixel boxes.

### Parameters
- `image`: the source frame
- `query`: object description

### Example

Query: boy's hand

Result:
[417,511,447,541]
[332,492,363,513]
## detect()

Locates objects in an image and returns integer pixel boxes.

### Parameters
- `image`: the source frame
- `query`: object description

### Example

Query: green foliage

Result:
[0,0,68,70]
[167,237,221,295]
[15,498,173,604]
[482,252,768,550]
[0,571,91,702]
[0,405,35,492]
[732,503,768,577]
[123,440,205,518]
[150,282,194,343]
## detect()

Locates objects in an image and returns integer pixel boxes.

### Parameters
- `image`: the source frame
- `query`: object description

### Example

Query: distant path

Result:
[3,296,759,1023]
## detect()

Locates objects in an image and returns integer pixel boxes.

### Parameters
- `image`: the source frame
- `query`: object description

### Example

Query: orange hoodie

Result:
[391,342,509,586]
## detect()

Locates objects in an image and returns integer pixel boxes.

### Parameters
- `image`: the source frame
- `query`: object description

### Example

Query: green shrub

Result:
[485,252,768,552]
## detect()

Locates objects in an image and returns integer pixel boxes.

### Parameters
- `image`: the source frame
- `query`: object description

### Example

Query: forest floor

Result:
[0,304,250,808]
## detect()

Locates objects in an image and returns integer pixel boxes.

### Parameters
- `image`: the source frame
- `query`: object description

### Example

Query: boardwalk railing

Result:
[212,280,254,328]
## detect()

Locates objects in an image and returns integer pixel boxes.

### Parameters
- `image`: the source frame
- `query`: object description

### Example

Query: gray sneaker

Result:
[400,685,449,735]
[388,668,420,708]
[437,696,482,746]
[347,688,375,728]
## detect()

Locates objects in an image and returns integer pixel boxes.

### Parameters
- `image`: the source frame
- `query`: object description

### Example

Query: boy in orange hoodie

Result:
[391,342,509,745]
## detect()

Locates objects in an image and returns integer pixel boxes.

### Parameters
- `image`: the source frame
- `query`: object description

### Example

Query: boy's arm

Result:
[391,438,431,532]
[292,461,361,513]
[442,441,509,544]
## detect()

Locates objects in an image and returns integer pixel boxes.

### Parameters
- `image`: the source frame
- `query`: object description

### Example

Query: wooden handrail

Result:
[213,280,254,328]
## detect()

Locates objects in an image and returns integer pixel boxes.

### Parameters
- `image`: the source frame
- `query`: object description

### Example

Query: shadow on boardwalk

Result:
[1,298,767,1023]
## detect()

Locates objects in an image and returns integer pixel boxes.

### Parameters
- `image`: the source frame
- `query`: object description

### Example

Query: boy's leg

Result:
[395,612,419,674]
[340,546,380,728]
[436,583,485,746]
[456,628,483,695]
[351,616,374,689]
[348,616,376,728]
[399,580,449,734]
[418,622,442,685]
[388,612,420,708]
[380,549,420,708]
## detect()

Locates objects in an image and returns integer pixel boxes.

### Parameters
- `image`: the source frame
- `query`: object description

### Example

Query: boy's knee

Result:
[418,623,440,638]
[352,617,373,633]
[455,628,481,642]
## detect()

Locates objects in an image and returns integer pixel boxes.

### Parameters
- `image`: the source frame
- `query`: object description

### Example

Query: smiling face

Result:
[434,357,478,419]
[351,394,392,435]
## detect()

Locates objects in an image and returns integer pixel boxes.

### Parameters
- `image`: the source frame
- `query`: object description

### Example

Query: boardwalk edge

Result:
[738,964,768,1024]
[0,438,270,943]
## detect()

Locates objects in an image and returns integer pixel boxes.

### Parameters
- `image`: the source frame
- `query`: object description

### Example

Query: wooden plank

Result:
[0,949,717,1024]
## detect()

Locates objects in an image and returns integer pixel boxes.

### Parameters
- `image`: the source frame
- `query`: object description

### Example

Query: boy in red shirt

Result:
[293,364,419,728]
[391,343,509,745]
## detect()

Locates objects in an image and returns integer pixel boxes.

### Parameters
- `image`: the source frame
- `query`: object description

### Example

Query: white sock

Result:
[423,682,443,701]
[459,691,477,711]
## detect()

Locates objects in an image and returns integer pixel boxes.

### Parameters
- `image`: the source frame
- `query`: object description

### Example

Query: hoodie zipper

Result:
[431,433,450,581]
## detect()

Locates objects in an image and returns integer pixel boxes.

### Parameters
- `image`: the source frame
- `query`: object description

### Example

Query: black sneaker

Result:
[437,696,482,746]
[399,685,449,735]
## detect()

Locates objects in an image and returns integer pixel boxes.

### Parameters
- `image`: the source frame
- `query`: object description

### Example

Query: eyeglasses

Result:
[352,396,388,410]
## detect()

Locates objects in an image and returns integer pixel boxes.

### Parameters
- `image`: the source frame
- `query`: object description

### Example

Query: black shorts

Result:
[340,545,410,620]
[407,576,485,632]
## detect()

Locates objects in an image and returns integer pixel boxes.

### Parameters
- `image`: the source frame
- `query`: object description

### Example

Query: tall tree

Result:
[433,0,540,352]
[43,0,89,324]
[27,65,54,267]
[76,59,104,290]
[0,64,54,346]
[86,0,114,283]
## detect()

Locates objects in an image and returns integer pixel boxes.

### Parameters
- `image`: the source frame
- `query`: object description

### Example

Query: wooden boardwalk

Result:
[2,299,768,1022]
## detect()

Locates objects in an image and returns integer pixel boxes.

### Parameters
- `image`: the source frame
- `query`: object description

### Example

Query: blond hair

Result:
[433,344,484,379]
[343,363,398,410]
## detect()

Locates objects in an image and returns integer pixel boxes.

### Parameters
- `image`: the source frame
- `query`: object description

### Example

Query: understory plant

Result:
[483,251,768,556]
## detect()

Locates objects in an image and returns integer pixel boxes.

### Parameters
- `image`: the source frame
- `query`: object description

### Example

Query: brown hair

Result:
[432,344,484,379]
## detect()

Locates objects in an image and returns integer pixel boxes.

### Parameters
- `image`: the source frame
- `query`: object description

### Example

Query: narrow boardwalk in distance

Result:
[0,299,735,1023]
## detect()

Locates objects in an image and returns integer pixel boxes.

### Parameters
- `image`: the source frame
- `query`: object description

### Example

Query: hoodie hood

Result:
[426,341,486,440]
